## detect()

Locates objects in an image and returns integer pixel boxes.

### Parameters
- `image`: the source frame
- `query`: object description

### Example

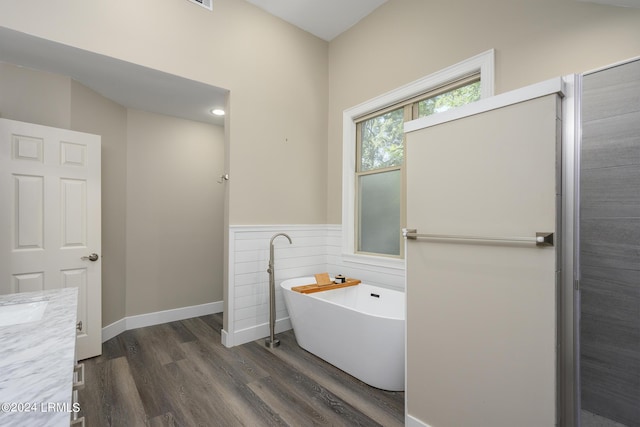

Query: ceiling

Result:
[252,0,640,42]
[245,0,388,41]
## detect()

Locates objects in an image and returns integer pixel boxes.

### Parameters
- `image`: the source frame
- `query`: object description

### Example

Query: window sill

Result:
[341,253,406,271]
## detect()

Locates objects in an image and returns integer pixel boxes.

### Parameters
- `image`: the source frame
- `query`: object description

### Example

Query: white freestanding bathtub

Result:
[280,277,405,391]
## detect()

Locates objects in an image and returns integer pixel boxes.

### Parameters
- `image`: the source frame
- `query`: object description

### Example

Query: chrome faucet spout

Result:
[270,233,292,246]
[268,233,292,271]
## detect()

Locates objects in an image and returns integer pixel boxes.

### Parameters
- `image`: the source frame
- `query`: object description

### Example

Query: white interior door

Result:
[405,94,559,426]
[0,118,101,360]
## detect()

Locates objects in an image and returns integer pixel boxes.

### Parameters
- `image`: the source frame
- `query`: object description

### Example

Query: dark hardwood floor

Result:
[78,314,404,426]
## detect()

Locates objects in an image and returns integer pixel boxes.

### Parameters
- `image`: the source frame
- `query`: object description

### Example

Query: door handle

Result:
[81,253,99,262]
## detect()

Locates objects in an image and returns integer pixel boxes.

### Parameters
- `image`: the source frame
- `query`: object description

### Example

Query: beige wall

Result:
[0,0,329,225]
[126,109,224,316]
[69,81,128,326]
[0,62,71,128]
[327,0,640,222]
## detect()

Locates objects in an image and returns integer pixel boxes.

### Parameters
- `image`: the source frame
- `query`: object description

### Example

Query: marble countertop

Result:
[0,288,78,427]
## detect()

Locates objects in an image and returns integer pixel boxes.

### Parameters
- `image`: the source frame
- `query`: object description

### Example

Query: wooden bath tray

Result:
[292,278,361,294]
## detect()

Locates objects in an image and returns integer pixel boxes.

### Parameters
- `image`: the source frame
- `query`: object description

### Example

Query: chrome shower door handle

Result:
[81,253,99,262]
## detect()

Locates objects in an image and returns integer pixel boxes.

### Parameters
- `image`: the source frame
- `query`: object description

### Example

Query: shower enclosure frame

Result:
[561,73,582,427]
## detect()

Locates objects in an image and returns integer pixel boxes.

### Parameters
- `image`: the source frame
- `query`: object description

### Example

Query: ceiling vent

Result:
[187,0,212,11]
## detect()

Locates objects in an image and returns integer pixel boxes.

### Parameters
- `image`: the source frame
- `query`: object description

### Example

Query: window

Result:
[342,50,494,266]
[354,79,482,258]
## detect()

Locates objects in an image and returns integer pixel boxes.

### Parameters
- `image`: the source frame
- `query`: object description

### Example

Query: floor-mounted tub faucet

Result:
[266,233,292,348]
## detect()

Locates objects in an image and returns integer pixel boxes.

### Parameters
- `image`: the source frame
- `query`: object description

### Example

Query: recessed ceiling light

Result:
[210,108,225,116]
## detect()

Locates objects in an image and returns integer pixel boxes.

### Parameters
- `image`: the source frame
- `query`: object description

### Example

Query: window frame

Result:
[355,104,410,259]
[341,50,495,269]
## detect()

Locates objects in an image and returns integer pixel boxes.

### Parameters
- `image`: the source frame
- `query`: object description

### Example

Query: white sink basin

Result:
[0,300,48,327]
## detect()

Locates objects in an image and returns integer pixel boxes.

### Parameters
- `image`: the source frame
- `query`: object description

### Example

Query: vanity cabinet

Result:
[70,362,85,426]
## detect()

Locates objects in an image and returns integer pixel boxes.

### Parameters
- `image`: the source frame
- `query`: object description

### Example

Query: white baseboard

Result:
[406,414,431,427]
[221,329,231,347]
[102,317,127,342]
[223,317,292,348]
[101,300,224,343]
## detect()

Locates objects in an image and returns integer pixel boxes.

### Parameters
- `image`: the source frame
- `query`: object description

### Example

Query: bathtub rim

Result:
[280,276,405,321]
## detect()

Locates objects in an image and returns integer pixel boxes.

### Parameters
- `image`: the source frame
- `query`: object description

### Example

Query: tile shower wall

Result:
[226,225,405,347]
[580,59,640,427]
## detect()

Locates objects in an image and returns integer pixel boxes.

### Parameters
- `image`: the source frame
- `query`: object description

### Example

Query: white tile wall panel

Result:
[225,224,406,347]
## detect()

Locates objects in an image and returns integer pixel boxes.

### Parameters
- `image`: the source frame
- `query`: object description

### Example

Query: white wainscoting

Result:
[224,225,329,347]
[223,224,406,347]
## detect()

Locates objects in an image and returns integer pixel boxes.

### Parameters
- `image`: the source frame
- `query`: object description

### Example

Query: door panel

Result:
[61,178,88,247]
[0,118,101,360]
[12,272,44,293]
[405,95,559,426]
[14,174,44,250]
